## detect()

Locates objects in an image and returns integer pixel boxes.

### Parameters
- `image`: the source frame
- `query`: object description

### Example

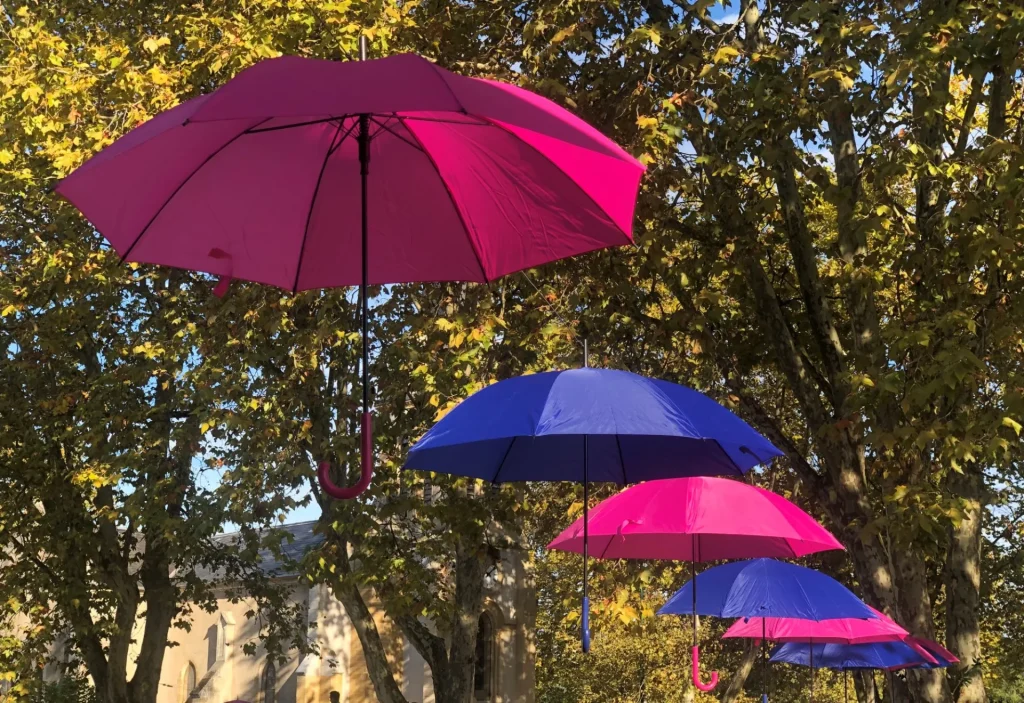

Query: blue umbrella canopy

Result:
[658,558,878,621]
[770,641,937,671]
[403,368,781,482]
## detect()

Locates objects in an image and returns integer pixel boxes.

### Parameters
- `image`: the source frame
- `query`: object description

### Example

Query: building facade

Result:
[153,522,536,703]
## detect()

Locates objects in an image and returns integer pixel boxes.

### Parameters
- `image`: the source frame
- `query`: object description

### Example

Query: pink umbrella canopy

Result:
[56,53,642,289]
[547,476,843,561]
[57,48,644,500]
[723,606,916,645]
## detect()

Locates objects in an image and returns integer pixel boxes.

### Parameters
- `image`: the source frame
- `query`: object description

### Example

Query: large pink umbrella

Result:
[56,40,644,499]
[547,476,843,691]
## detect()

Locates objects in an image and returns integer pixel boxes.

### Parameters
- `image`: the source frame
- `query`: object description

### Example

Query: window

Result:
[473,613,494,701]
[180,662,197,703]
[260,661,277,703]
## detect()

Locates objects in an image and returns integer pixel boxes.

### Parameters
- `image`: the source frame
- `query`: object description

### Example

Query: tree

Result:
[509,2,1024,702]
[0,5,311,702]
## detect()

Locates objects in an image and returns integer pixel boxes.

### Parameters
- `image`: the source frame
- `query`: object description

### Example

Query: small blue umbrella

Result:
[770,641,946,703]
[658,558,878,621]
[405,366,781,663]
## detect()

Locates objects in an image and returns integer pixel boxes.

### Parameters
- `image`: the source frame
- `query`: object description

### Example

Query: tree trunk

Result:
[947,470,987,703]
[855,670,878,703]
[721,640,759,703]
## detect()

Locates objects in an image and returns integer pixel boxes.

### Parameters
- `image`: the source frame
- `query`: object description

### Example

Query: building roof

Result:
[193,520,325,581]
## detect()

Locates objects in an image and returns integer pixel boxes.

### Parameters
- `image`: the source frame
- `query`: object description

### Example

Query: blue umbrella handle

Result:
[318,412,374,499]
[581,596,591,653]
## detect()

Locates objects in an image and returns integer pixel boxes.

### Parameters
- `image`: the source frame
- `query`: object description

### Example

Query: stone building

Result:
[155,521,536,703]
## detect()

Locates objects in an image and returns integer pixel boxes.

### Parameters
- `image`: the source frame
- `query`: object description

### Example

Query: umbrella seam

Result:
[491,436,518,484]
[420,58,469,113]
[291,119,350,293]
[473,115,635,244]
[119,116,272,263]
[397,115,490,282]
[615,434,627,485]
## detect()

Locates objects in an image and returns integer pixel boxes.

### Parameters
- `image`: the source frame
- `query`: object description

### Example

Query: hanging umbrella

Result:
[770,641,948,703]
[659,558,877,695]
[547,476,842,690]
[895,637,959,670]
[55,42,645,500]
[723,606,910,644]
[404,368,782,659]
[723,606,916,702]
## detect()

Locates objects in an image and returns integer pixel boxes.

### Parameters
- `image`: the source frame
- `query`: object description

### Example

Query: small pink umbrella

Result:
[56,40,644,500]
[723,607,938,702]
[547,476,843,691]
[723,606,911,644]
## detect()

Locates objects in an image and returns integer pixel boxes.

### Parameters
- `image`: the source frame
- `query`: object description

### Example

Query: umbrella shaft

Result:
[582,438,589,600]
[359,113,370,415]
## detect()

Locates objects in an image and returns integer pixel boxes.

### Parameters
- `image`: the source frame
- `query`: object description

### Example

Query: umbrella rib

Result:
[245,116,341,134]
[473,115,634,245]
[373,115,425,152]
[291,119,349,293]
[398,114,490,127]
[327,120,360,157]
[396,116,489,282]
[119,117,272,264]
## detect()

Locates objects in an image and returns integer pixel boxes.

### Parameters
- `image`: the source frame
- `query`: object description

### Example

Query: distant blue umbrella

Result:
[770,641,934,670]
[771,640,948,703]
[659,559,878,621]
[405,366,781,664]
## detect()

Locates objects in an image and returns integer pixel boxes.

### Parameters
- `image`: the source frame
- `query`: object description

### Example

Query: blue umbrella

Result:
[659,558,876,700]
[405,366,781,664]
[770,641,946,703]
[658,558,878,621]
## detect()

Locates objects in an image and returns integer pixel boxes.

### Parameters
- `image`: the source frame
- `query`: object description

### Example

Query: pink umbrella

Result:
[547,476,843,691]
[724,607,937,703]
[723,606,912,644]
[56,40,644,499]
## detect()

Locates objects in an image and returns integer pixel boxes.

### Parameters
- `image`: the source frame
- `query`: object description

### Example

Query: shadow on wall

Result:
[206,623,219,669]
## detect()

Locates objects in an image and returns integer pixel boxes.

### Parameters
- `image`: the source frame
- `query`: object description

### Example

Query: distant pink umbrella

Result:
[724,607,938,703]
[56,40,644,500]
[723,606,912,645]
[547,477,843,692]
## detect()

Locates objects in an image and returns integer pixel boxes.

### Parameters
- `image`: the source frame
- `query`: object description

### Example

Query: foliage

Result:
[2,2,1024,703]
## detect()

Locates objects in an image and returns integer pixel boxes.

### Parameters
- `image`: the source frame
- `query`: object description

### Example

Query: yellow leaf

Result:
[249,399,259,410]
[21,84,43,103]
[713,46,740,64]
[428,394,440,407]
[0,149,14,165]
[143,36,171,53]
[1002,416,1022,436]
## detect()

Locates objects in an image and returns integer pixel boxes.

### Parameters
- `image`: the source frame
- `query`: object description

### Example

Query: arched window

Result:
[180,662,197,703]
[260,661,277,703]
[473,613,494,701]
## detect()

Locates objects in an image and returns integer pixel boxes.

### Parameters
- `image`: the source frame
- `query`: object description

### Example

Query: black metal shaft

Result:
[358,34,370,420]
[692,535,698,646]
[762,617,768,700]
[583,436,589,607]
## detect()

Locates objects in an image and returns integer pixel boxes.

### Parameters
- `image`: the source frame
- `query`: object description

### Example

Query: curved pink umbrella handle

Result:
[692,646,719,692]
[318,412,374,500]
